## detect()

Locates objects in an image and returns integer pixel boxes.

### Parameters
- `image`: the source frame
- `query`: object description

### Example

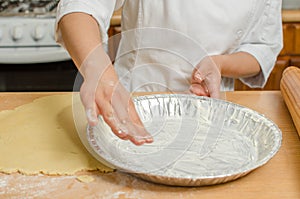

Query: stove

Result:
[0,0,59,17]
[0,0,70,63]
[0,1,79,92]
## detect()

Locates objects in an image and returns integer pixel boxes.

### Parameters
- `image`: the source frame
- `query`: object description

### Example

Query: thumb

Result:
[204,76,221,99]
[85,104,99,126]
[80,83,99,126]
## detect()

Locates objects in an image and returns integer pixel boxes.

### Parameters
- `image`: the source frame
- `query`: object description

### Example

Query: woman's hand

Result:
[80,45,153,145]
[189,56,222,98]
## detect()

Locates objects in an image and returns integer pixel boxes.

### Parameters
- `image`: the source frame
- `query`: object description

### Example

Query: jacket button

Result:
[236,30,244,40]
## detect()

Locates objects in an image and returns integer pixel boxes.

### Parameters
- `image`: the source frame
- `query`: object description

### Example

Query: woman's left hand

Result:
[189,56,222,98]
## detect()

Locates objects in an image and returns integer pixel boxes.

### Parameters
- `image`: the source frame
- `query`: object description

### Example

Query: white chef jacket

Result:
[56,0,283,92]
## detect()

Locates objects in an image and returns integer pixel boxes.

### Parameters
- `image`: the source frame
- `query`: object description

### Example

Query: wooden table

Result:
[0,91,299,199]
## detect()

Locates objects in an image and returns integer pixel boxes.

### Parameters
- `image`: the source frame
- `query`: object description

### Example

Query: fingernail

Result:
[86,109,98,123]
[145,137,153,143]
[195,73,203,81]
[117,129,127,137]
[116,126,129,139]
[134,139,146,146]
[135,135,153,144]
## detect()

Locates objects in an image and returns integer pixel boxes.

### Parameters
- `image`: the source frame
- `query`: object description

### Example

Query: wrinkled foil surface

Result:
[87,94,282,186]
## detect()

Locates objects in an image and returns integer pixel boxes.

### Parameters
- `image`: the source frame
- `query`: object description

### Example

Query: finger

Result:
[122,122,147,145]
[127,100,153,143]
[94,85,128,140]
[112,91,153,145]
[127,124,153,145]
[204,77,221,99]
[99,100,131,140]
[85,106,99,126]
[94,80,135,141]
[110,84,153,144]
[80,83,99,126]
[127,98,146,130]
[116,116,152,145]
[189,83,209,96]
[192,71,205,84]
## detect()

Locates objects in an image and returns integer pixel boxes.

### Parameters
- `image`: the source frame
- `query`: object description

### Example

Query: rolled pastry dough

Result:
[0,94,113,175]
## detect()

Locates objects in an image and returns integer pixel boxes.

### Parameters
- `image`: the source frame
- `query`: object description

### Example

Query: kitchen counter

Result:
[111,9,122,26]
[111,10,300,25]
[282,9,300,22]
[0,91,299,198]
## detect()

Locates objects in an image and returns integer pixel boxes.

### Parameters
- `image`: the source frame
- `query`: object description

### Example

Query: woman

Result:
[56,0,283,145]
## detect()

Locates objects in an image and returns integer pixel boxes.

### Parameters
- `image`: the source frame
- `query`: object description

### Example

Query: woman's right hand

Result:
[79,45,153,145]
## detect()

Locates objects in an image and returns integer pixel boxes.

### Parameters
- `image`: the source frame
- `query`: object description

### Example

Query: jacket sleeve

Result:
[55,0,123,46]
[236,0,283,88]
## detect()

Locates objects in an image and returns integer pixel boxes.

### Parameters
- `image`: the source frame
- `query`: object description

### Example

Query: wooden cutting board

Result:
[280,66,300,137]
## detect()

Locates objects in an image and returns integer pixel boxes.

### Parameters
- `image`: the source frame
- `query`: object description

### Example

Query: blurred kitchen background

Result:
[0,0,299,92]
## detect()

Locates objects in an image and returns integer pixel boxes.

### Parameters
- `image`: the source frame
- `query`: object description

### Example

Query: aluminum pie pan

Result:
[86,94,282,186]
